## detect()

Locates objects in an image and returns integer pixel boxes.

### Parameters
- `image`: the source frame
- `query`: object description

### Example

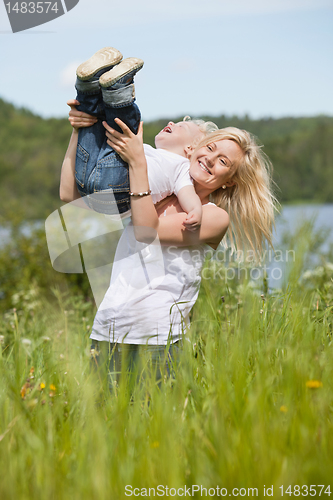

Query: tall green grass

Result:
[0,234,333,499]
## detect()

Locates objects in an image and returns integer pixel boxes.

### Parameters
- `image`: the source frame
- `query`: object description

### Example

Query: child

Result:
[70,47,217,229]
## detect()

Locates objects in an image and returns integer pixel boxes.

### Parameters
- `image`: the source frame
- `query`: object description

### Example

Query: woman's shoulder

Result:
[201,203,229,248]
[203,202,229,219]
[203,203,229,227]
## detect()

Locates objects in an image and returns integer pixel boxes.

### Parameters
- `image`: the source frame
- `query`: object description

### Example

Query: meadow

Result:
[0,222,332,499]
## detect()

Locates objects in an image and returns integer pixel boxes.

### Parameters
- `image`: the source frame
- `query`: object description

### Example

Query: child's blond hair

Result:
[183,116,218,148]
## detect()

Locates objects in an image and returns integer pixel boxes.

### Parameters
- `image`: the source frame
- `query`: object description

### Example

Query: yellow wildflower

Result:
[49,384,56,391]
[306,380,323,389]
[39,383,45,390]
[280,405,288,413]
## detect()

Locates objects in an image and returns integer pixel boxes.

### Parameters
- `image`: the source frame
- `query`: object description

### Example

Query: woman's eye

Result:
[220,158,226,166]
[207,145,213,151]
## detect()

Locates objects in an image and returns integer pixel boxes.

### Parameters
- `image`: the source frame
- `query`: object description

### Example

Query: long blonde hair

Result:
[193,127,278,259]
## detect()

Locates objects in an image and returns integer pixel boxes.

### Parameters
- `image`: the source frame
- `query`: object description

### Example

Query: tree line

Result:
[1,97,332,223]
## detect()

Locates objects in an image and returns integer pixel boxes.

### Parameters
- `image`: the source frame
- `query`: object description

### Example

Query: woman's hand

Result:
[103,118,145,166]
[67,99,97,130]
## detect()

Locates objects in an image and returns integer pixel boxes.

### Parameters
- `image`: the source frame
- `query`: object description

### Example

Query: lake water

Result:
[274,204,333,249]
[0,221,42,247]
[267,204,333,288]
[209,204,333,289]
[1,204,333,290]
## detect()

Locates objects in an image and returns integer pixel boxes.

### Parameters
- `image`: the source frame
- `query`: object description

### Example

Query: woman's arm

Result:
[103,119,159,232]
[149,204,228,249]
[59,100,97,203]
[60,128,81,202]
[104,119,229,249]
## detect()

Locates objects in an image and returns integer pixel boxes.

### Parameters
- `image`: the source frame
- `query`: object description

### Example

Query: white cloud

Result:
[59,61,80,88]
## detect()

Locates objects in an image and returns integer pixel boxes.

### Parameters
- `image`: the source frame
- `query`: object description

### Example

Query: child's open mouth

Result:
[163,126,172,133]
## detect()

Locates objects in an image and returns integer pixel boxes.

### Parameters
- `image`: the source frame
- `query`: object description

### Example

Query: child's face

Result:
[154,121,203,157]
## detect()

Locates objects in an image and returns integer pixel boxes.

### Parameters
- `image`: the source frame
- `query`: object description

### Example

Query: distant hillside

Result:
[1,97,332,221]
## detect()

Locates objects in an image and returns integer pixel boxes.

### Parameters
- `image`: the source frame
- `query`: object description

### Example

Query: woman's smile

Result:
[198,159,212,175]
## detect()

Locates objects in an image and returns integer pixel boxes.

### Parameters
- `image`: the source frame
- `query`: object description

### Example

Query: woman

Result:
[61,106,276,378]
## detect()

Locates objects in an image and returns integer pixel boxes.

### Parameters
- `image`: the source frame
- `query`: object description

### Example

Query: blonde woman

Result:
[60,111,277,379]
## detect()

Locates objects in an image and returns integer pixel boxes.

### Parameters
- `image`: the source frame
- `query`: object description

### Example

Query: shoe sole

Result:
[76,47,123,81]
[99,57,144,87]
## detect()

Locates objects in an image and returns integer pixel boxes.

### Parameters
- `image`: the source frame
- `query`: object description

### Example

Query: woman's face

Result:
[189,139,242,191]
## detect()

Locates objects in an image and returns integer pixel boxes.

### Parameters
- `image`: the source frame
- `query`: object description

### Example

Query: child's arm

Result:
[176,185,203,231]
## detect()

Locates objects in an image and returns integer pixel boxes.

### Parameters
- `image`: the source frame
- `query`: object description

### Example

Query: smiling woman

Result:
[85,118,277,367]
[59,48,277,382]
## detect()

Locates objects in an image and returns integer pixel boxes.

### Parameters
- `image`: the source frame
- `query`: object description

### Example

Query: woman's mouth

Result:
[163,126,172,133]
[198,160,212,175]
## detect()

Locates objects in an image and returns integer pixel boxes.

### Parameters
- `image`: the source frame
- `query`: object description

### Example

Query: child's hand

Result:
[183,208,202,232]
[67,100,97,130]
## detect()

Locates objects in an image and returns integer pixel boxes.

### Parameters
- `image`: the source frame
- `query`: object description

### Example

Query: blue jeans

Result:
[74,80,141,214]
[90,340,182,392]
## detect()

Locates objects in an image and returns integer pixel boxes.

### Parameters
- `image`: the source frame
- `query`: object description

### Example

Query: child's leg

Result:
[73,48,123,199]
[100,58,143,134]
[75,47,123,118]
[86,59,144,215]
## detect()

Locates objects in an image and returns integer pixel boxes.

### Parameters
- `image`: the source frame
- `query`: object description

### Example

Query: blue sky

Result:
[0,0,332,121]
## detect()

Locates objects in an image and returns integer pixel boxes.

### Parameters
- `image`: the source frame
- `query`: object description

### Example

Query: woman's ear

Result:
[225,180,236,188]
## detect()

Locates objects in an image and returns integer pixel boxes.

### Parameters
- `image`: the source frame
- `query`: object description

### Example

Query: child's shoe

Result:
[99,57,144,89]
[76,47,123,81]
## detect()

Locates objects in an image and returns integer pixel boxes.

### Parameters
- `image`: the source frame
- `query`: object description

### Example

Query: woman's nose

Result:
[206,155,213,168]
[168,121,175,126]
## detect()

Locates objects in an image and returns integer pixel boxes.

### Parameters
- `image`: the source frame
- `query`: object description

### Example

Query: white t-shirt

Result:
[144,144,193,204]
[90,205,215,346]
